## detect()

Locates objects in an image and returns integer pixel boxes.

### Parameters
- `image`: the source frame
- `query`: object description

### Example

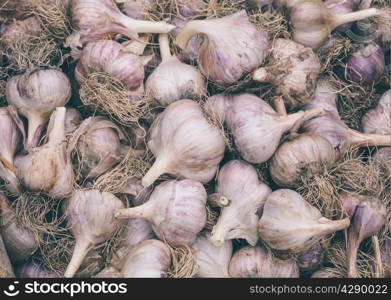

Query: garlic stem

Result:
[208,193,231,208]
[347,234,360,278]
[125,34,151,55]
[348,129,391,147]
[25,113,46,150]
[372,235,384,278]
[118,16,175,35]
[64,239,92,278]
[159,33,172,62]
[47,107,66,145]
[115,204,151,220]
[252,67,276,83]
[0,156,16,173]
[141,158,170,187]
[210,223,229,246]
[317,217,350,235]
[176,21,203,49]
[274,97,287,116]
[331,8,380,29]
[287,107,325,134]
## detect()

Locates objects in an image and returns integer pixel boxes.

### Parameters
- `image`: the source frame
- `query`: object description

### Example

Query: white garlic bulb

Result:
[142,100,225,187]
[362,90,391,136]
[210,160,271,246]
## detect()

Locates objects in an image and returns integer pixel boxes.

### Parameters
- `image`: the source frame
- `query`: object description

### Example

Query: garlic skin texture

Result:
[176,10,270,85]
[65,108,82,135]
[270,135,337,188]
[15,107,75,199]
[64,189,125,278]
[6,69,72,149]
[297,242,324,274]
[119,0,156,20]
[15,261,59,278]
[362,90,391,136]
[115,179,207,247]
[142,100,225,187]
[204,94,324,163]
[253,39,321,109]
[1,16,42,49]
[192,232,233,278]
[210,160,271,246]
[258,189,350,256]
[0,193,38,262]
[121,239,171,278]
[146,34,205,106]
[228,245,299,278]
[324,0,357,32]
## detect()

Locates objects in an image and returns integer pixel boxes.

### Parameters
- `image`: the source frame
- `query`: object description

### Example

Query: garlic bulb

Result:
[270,135,337,188]
[192,232,233,278]
[65,108,82,135]
[204,93,324,164]
[362,90,391,135]
[0,193,38,262]
[347,42,385,84]
[6,69,71,149]
[0,106,23,195]
[118,0,156,19]
[381,240,391,278]
[15,261,59,278]
[15,107,74,199]
[142,100,225,187]
[346,196,386,278]
[258,189,350,256]
[171,17,201,63]
[229,245,299,278]
[289,0,382,49]
[297,242,324,274]
[145,34,205,106]
[324,0,359,32]
[115,179,207,247]
[64,189,125,278]
[69,116,142,178]
[253,39,321,109]
[176,10,270,85]
[0,234,15,278]
[67,0,174,48]
[340,192,361,219]
[0,16,42,49]
[121,239,171,278]
[209,160,271,246]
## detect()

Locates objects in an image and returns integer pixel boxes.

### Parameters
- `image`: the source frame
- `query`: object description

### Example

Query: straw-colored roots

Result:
[167,244,198,278]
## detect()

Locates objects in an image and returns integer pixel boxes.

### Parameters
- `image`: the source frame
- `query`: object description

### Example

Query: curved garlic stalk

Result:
[209,160,271,246]
[142,100,225,187]
[145,34,205,106]
[228,245,299,278]
[15,107,74,199]
[362,90,391,136]
[121,239,171,278]
[115,179,207,247]
[205,93,324,164]
[381,240,391,278]
[176,10,270,85]
[192,232,232,278]
[258,189,350,256]
[0,193,38,262]
[324,0,359,32]
[253,39,321,109]
[6,69,71,149]
[64,189,125,278]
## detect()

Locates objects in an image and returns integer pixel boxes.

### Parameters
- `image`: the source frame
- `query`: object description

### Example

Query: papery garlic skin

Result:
[15,107,75,199]
[228,245,299,278]
[121,239,171,278]
[270,135,336,188]
[324,0,357,32]
[258,189,350,256]
[362,90,391,136]
[64,189,125,278]
[192,232,232,278]
[6,69,71,149]
[119,0,156,19]
[0,17,42,49]
[253,39,321,109]
[176,10,270,85]
[297,242,324,274]
[115,179,207,247]
[340,192,361,219]
[142,100,225,187]
[65,108,82,135]
[210,160,271,246]
[15,261,59,278]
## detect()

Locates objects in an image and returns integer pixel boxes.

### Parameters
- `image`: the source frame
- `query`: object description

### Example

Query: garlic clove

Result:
[176,10,270,85]
[141,100,225,187]
[115,179,207,247]
[228,245,299,278]
[192,232,232,278]
[362,90,391,136]
[121,239,171,278]
[258,189,350,256]
[210,160,271,246]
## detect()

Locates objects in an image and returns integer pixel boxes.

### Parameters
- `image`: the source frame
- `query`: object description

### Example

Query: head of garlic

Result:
[209,160,271,246]
[141,100,225,187]
[121,239,171,278]
[362,90,391,136]
[15,107,75,199]
[204,93,324,164]
[65,108,82,135]
[145,34,205,106]
[270,134,337,188]
[115,179,207,247]
[176,10,270,85]
[0,193,38,262]
[192,232,232,278]
[6,69,71,149]
[229,245,299,278]
[64,189,125,278]
[253,39,321,109]
[258,189,350,256]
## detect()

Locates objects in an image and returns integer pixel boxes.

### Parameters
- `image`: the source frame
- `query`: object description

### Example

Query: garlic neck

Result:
[25,113,46,150]
[348,129,391,147]
[283,107,325,133]
[346,231,360,278]
[125,34,150,56]
[114,202,152,220]
[158,33,172,62]
[141,157,170,187]
[317,217,350,235]
[331,8,381,30]
[118,15,175,35]
[47,107,66,146]
[176,20,203,49]
[64,239,92,278]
